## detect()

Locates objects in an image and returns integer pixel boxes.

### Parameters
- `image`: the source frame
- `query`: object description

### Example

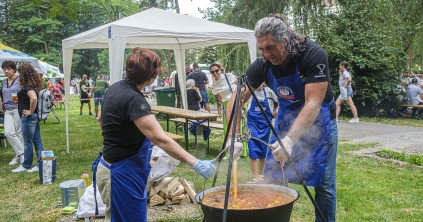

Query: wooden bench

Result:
[400,104,423,108]
[170,118,224,134]
[164,131,184,140]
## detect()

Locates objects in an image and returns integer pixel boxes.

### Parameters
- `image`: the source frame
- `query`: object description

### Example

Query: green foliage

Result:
[378,149,423,166]
[207,88,216,104]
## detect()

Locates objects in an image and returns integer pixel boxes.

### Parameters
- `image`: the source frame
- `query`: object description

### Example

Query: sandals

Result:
[247,177,264,184]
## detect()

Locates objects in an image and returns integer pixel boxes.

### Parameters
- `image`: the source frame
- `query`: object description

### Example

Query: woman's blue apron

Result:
[247,88,273,159]
[92,138,153,222]
[263,62,332,187]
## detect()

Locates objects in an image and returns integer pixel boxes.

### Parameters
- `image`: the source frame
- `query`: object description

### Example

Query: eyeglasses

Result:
[210,69,220,74]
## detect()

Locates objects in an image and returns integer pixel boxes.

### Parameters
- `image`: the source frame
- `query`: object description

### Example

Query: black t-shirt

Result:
[101,80,152,163]
[187,88,200,111]
[17,84,38,118]
[246,40,336,119]
[187,70,208,90]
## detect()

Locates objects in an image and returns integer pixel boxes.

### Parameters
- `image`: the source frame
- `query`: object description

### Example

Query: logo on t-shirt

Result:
[315,64,326,78]
[254,107,266,112]
[277,86,296,101]
[140,104,147,110]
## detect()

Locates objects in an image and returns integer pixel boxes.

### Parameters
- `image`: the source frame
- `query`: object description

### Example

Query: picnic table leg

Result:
[184,118,189,151]
[207,120,210,155]
[166,114,169,132]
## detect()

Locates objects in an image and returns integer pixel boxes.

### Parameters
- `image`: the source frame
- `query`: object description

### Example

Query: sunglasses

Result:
[210,69,220,74]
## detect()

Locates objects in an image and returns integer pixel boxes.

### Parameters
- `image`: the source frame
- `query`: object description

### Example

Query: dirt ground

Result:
[56,204,201,222]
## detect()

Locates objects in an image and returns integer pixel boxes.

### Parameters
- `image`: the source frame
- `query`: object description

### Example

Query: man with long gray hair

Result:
[227,14,337,222]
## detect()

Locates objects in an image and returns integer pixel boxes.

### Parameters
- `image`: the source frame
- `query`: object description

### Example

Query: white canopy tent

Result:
[62,7,257,153]
[0,42,44,76]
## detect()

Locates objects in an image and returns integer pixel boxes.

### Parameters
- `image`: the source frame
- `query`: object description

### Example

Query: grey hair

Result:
[186,79,195,88]
[255,14,307,60]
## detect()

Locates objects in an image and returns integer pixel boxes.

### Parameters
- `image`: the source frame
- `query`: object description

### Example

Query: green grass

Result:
[0,98,422,221]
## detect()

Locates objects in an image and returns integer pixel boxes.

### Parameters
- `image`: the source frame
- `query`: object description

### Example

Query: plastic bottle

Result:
[81,170,91,187]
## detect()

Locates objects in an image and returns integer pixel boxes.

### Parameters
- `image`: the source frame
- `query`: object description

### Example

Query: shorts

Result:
[200,90,209,105]
[215,94,222,105]
[80,94,91,104]
[94,93,104,106]
[338,86,348,100]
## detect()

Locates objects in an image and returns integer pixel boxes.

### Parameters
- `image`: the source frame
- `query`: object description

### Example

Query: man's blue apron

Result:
[93,138,153,222]
[263,62,332,187]
[247,87,273,159]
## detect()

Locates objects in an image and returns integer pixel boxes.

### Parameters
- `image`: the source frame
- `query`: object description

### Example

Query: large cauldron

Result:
[195,184,299,222]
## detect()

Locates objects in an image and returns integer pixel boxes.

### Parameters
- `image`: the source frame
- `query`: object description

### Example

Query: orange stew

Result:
[202,190,295,209]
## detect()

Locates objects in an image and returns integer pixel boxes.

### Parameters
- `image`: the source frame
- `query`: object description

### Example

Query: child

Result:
[246,84,278,183]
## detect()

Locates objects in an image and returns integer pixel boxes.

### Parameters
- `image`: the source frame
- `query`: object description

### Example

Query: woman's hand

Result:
[22,109,33,117]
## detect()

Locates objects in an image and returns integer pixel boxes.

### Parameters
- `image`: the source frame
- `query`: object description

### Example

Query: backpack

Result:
[37,88,53,120]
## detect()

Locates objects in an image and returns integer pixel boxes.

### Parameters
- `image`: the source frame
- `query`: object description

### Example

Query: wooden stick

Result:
[232,159,238,202]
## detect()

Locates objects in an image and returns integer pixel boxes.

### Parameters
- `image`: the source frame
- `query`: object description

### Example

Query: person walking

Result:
[1,61,25,166]
[93,76,109,118]
[226,14,338,222]
[188,63,210,112]
[335,61,359,123]
[93,48,215,221]
[79,74,93,116]
[11,63,45,173]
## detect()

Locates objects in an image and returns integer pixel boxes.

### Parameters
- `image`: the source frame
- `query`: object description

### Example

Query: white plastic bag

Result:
[75,184,106,218]
[146,146,180,191]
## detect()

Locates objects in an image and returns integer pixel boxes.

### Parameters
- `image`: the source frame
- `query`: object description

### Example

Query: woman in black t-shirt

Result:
[11,63,45,173]
[94,48,215,222]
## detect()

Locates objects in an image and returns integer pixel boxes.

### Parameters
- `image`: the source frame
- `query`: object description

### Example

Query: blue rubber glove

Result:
[192,160,216,179]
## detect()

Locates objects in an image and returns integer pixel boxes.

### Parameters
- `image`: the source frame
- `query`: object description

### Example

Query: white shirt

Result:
[210,73,237,102]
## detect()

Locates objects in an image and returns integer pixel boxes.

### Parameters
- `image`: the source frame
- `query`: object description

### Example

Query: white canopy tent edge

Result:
[62,8,257,153]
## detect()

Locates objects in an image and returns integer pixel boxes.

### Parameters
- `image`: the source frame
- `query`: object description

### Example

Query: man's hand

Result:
[270,136,294,165]
[225,138,243,160]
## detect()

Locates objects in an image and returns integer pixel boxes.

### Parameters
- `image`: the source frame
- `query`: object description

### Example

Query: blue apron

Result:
[263,62,332,187]
[247,88,273,159]
[93,138,153,222]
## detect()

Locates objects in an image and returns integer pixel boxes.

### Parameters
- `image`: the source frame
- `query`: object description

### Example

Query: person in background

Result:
[51,85,63,109]
[1,60,25,166]
[173,72,183,108]
[93,48,215,221]
[246,84,278,183]
[93,76,109,118]
[149,75,158,102]
[226,14,338,222]
[186,79,208,113]
[185,64,192,79]
[12,63,45,173]
[188,63,210,112]
[335,61,359,123]
[79,74,93,116]
[406,78,423,119]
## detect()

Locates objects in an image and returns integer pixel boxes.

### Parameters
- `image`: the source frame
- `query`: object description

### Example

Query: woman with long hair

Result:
[1,61,25,166]
[335,61,359,123]
[11,63,45,173]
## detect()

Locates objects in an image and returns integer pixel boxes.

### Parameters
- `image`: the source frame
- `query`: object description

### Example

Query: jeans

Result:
[4,109,24,156]
[94,93,104,106]
[21,114,44,169]
[315,119,338,222]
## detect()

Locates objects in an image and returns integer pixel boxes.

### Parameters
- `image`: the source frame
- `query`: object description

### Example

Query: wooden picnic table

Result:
[151,106,220,153]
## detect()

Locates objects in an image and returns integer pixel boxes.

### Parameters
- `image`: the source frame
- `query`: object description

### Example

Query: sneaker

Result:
[12,165,28,173]
[336,118,338,122]
[89,112,93,116]
[348,118,360,123]
[27,166,39,173]
[9,156,20,165]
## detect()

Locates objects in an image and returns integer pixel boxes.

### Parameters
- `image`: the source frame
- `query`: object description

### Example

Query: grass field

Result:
[0,95,422,221]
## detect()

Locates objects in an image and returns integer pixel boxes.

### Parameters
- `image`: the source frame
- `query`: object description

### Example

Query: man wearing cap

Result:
[405,78,423,119]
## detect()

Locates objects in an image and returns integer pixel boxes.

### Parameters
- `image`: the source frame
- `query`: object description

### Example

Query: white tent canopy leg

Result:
[63,48,74,153]
[174,49,186,109]
[109,35,126,84]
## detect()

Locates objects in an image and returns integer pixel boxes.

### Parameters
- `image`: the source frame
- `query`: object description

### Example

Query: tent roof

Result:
[63,7,255,50]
